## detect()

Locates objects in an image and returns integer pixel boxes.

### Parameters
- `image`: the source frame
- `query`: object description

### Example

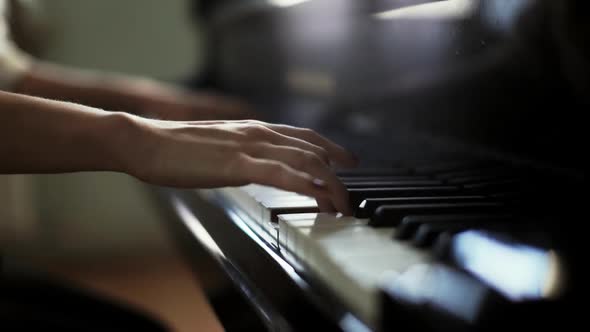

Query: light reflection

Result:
[373,0,477,20]
[172,196,225,258]
[382,264,487,323]
[452,230,561,301]
[268,0,311,8]
[481,0,533,32]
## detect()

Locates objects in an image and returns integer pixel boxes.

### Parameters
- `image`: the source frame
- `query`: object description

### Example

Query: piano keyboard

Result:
[207,162,566,327]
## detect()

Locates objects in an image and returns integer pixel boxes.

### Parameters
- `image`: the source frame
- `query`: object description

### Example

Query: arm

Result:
[0,91,357,214]
[0,90,129,173]
[12,61,253,121]
[2,2,249,121]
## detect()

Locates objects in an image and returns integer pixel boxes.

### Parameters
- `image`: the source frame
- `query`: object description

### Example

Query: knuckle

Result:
[238,141,271,157]
[301,127,316,136]
[303,151,321,166]
[287,150,319,172]
[268,162,287,177]
[244,124,270,139]
[222,152,250,183]
[244,119,265,127]
[227,151,248,171]
[237,141,255,153]
[255,141,273,152]
[316,147,330,162]
[232,130,250,141]
[289,151,307,170]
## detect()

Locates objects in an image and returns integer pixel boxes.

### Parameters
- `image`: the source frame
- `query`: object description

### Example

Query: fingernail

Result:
[312,178,326,188]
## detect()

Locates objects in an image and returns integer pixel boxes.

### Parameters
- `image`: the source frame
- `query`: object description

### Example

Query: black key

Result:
[356,195,488,218]
[339,175,431,182]
[348,186,460,209]
[434,167,515,181]
[345,180,443,189]
[412,161,501,175]
[413,222,480,247]
[432,231,455,260]
[370,202,505,227]
[446,175,518,185]
[394,214,512,239]
[336,168,411,177]
[489,192,527,206]
[489,192,523,200]
[462,179,525,194]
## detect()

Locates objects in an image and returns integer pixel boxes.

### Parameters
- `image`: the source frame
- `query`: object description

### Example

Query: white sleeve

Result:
[0,0,32,91]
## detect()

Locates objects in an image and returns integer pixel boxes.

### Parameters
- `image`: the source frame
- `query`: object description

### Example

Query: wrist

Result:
[98,111,149,175]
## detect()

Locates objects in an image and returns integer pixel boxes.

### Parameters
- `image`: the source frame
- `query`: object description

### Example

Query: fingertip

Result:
[332,190,353,216]
[316,198,337,213]
[338,204,354,216]
[306,177,332,199]
[312,178,327,188]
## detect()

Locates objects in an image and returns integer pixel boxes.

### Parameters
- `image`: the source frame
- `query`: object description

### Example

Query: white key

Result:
[278,213,366,253]
[279,213,430,324]
[216,186,319,239]
[262,197,318,222]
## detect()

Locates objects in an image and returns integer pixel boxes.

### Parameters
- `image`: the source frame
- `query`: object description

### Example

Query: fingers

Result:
[195,122,332,165]
[259,131,331,164]
[237,155,333,201]
[168,120,358,215]
[195,120,357,168]
[263,124,358,168]
[243,143,352,215]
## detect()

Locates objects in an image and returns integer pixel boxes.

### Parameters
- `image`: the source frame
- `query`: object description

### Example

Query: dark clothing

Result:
[1,266,167,331]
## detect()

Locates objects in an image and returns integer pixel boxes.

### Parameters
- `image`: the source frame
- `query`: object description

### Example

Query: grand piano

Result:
[153,0,586,331]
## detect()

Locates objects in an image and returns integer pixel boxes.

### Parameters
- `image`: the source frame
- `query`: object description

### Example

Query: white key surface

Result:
[279,213,431,324]
[216,185,319,238]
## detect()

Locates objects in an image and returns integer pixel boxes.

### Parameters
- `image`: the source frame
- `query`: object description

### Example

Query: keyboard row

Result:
[209,163,567,328]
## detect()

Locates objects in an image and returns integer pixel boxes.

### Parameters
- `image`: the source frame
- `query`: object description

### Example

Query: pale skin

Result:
[14,61,255,121]
[0,72,357,214]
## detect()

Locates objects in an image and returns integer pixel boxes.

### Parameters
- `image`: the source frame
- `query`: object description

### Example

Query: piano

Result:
[153,0,586,331]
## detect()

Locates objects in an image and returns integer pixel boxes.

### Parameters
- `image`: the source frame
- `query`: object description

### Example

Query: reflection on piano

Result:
[155,0,585,331]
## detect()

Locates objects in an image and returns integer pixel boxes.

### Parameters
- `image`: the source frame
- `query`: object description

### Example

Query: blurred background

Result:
[2,0,201,261]
[1,1,223,331]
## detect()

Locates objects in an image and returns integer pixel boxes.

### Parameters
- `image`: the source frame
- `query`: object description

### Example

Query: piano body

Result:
[154,0,586,331]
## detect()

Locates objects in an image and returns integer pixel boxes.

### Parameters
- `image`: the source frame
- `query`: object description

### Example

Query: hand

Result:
[129,80,255,121]
[127,119,358,215]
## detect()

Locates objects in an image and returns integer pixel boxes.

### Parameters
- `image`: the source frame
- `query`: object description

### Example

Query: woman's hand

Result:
[0,90,356,214]
[127,118,358,215]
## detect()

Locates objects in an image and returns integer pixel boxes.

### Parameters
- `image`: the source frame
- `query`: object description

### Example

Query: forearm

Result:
[0,90,137,174]
[9,59,254,121]
[12,61,152,114]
